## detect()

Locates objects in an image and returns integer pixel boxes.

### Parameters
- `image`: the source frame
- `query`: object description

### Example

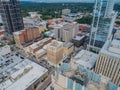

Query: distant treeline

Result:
[20,2,120,20]
[20,2,94,19]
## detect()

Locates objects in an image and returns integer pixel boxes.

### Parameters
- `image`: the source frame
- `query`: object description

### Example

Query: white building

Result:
[0,45,11,56]
[95,39,120,86]
[53,22,79,42]
[62,9,71,15]
[0,53,49,90]
[71,50,98,70]
[28,12,41,18]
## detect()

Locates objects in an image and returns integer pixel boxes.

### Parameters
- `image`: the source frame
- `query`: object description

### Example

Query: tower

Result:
[0,0,24,35]
[88,0,117,52]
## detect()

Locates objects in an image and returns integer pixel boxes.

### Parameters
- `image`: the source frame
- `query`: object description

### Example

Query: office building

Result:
[89,0,117,51]
[0,0,24,35]
[0,52,50,90]
[95,39,120,86]
[47,40,63,66]
[53,22,79,42]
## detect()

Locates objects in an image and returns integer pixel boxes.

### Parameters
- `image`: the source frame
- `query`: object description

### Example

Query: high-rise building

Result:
[89,0,117,51]
[47,40,63,66]
[14,27,40,45]
[0,0,24,35]
[53,22,79,42]
[95,39,120,86]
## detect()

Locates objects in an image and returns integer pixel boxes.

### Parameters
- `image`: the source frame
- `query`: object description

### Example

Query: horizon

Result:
[20,0,120,3]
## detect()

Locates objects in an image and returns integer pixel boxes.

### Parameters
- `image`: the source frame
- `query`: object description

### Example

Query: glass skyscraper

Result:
[89,0,117,51]
[0,0,24,35]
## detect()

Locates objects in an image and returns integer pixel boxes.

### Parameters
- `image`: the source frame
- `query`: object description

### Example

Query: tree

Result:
[75,16,93,25]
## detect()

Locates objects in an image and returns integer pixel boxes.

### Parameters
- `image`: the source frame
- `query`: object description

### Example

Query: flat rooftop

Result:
[51,62,118,90]
[35,49,46,55]
[49,40,63,48]
[63,42,73,48]
[0,53,48,90]
[30,38,51,49]
[101,39,120,58]
[72,35,86,41]
[73,50,98,69]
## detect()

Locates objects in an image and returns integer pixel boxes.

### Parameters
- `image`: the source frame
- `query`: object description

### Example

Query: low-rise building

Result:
[23,17,46,35]
[63,42,74,56]
[72,34,87,47]
[0,45,11,56]
[71,50,98,70]
[62,9,71,15]
[47,40,63,66]
[28,12,41,18]
[35,49,47,60]
[28,38,52,54]
[0,53,50,90]
[24,38,52,60]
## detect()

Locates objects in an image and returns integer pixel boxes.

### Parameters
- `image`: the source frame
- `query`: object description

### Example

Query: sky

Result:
[20,0,120,3]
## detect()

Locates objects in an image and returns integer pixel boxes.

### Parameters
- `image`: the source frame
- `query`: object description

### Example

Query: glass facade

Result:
[89,0,115,49]
[0,0,24,34]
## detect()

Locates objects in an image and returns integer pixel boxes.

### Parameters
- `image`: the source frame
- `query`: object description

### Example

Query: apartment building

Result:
[53,22,79,42]
[14,27,40,45]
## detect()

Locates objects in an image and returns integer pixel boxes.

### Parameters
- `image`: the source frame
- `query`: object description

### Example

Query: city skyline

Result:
[0,0,120,89]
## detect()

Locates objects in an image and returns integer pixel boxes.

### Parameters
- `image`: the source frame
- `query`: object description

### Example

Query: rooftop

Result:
[49,40,63,48]
[73,50,98,69]
[23,17,46,28]
[101,39,120,58]
[30,38,51,49]
[72,35,86,41]
[0,53,48,90]
[0,45,11,56]
[63,42,73,48]
[35,49,46,55]
[52,62,119,90]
